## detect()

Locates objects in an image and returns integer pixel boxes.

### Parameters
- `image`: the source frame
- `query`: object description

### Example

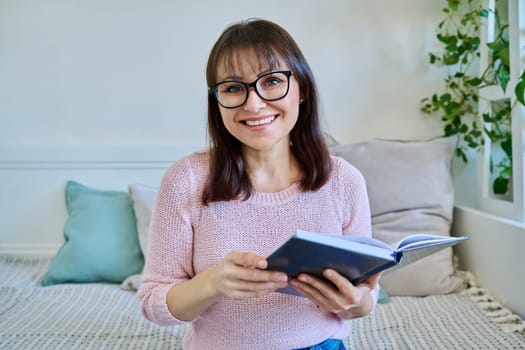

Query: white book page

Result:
[393,234,455,251]
[294,230,394,257]
[344,235,392,250]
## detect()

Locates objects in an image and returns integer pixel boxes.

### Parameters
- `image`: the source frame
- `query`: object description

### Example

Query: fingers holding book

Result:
[209,252,289,300]
[290,269,381,318]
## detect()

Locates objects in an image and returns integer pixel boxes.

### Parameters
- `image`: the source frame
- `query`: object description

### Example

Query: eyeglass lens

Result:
[213,71,291,108]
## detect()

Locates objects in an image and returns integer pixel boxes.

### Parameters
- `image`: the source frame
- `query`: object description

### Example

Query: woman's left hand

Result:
[290,269,380,318]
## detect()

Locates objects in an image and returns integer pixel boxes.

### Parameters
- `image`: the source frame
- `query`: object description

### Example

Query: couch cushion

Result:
[333,136,464,296]
[41,181,144,286]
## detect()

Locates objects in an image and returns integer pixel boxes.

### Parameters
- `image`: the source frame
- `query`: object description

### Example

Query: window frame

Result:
[477,0,525,221]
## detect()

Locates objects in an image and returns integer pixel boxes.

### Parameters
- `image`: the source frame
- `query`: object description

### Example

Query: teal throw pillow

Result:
[40,181,144,286]
[378,287,390,304]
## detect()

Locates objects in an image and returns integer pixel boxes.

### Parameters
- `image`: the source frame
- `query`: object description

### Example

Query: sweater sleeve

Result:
[137,156,199,326]
[336,157,372,239]
[335,157,380,308]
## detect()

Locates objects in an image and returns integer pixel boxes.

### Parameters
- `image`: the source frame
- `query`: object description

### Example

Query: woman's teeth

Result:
[245,116,276,126]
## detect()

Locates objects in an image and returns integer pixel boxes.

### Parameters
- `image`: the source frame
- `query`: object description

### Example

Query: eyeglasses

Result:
[209,70,293,109]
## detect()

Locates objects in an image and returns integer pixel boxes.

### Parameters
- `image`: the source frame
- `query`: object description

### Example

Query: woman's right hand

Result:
[166,251,289,321]
[208,251,289,299]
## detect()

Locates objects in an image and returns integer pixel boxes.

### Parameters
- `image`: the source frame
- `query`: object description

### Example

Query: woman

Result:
[138,18,380,350]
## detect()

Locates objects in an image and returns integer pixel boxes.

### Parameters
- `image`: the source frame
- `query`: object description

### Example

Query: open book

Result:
[266,229,468,296]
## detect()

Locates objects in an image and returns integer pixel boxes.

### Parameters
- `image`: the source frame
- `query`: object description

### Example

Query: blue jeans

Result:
[294,338,346,350]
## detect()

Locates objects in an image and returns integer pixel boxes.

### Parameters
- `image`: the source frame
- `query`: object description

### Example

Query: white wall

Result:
[453,206,525,319]
[1,0,449,248]
[0,0,445,149]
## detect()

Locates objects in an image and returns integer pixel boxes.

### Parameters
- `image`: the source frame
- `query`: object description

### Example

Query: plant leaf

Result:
[501,138,512,158]
[447,0,459,12]
[443,54,460,65]
[444,124,457,136]
[466,77,482,86]
[493,176,509,195]
[498,46,510,67]
[515,79,525,106]
[437,33,452,44]
[482,113,493,122]
[455,148,467,162]
[499,67,510,92]
[440,93,452,102]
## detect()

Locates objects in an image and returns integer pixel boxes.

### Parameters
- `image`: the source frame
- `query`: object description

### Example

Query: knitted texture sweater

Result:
[138,152,378,350]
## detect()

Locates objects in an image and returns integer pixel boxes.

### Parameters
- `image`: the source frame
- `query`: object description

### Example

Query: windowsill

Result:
[454,204,525,230]
[452,204,525,319]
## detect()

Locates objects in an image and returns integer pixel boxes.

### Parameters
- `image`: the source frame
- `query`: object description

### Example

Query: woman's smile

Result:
[242,115,277,127]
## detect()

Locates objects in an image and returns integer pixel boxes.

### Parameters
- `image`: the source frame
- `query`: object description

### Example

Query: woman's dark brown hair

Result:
[202,18,331,205]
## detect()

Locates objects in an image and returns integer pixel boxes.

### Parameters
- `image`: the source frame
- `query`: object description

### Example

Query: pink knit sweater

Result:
[138,152,378,350]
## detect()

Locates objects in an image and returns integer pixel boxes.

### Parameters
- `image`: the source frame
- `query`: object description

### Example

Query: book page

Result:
[394,234,457,250]
[389,235,468,270]
[331,234,392,250]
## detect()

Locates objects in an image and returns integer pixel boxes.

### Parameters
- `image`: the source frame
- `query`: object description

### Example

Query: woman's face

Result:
[214,50,301,153]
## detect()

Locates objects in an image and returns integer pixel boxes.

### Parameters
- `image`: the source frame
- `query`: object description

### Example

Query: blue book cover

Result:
[266,230,468,297]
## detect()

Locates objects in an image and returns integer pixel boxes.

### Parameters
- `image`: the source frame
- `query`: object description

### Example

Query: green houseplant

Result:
[420,0,525,196]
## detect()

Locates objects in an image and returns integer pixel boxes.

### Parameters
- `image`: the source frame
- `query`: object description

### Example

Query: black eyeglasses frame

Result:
[209,70,293,109]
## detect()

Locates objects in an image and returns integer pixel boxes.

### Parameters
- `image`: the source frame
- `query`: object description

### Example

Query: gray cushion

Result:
[333,136,464,296]
[121,183,158,291]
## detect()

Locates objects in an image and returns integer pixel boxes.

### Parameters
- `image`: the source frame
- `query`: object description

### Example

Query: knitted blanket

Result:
[0,256,523,349]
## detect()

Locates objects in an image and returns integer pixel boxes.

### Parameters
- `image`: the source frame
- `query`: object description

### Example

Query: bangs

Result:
[217,43,283,81]
[206,19,306,87]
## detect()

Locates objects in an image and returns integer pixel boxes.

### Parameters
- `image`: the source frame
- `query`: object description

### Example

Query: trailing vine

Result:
[421,0,524,195]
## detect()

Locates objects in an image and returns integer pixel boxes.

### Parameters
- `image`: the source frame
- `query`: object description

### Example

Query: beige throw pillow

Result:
[121,183,158,291]
[333,136,464,296]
